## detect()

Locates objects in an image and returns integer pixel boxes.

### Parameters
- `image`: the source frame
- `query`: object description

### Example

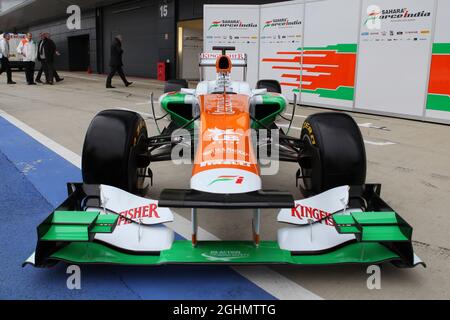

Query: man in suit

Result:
[17,33,38,85]
[0,33,16,84]
[37,33,63,85]
[106,35,132,88]
[35,33,44,83]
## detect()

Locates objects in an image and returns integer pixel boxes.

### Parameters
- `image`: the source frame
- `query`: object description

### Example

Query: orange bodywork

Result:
[192,94,259,176]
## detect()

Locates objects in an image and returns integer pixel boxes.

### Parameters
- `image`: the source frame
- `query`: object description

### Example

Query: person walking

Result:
[0,33,16,84]
[37,33,63,85]
[36,54,63,83]
[106,35,132,88]
[35,33,46,83]
[17,33,38,85]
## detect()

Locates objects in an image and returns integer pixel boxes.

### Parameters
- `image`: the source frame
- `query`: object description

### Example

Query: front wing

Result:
[24,183,425,268]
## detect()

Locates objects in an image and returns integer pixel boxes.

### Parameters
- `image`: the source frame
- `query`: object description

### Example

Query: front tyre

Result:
[82,110,149,194]
[299,112,366,195]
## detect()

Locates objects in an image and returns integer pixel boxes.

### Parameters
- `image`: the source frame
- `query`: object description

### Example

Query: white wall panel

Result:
[355,0,435,117]
[259,1,304,100]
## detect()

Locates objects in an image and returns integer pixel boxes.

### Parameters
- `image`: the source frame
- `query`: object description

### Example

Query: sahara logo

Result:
[263,18,302,30]
[365,5,382,30]
[209,175,244,185]
[365,5,432,29]
[378,8,431,19]
[208,19,257,30]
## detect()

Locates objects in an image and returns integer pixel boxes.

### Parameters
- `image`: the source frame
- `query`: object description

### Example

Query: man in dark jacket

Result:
[37,33,63,85]
[106,35,132,88]
[0,33,16,84]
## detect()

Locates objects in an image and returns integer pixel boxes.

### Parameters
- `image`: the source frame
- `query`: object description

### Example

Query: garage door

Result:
[103,1,158,78]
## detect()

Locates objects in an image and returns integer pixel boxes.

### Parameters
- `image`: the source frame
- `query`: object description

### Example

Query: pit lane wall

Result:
[204,0,450,124]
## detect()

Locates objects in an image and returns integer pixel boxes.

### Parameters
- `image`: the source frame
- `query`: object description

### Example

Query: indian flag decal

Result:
[427,43,450,112]
[263,21,273,29]
[209,21,221,30]
[261,44,357,101]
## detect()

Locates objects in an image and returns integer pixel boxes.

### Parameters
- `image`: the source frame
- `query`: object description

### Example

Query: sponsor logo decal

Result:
[209,20,221,30]
[208,19,258,30]
[207,128,243,141]
[201,250,250,262]
[302,122,316,145]
[209,175,244,185]
[365,5,431,30]
[117,204,160,226]
[365,5,382,29]
[200,160,252,168]
[379,8,431,19]
[263,18,302,30]
[291,204,335,226]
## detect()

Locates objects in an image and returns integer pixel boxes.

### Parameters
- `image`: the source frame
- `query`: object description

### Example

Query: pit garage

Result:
[102,1,162,78]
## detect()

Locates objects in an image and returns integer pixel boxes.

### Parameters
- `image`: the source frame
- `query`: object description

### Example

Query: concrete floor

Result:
[1,71,449,299]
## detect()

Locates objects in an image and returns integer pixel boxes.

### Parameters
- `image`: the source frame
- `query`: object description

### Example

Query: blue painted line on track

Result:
[0,116,275,300]
[0,117,82,207]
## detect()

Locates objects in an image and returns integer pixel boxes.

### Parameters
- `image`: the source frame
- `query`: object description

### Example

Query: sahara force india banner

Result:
[355,0,435,117]
[204,0,448,123]
[426,0,450,121]
[259,1,304,101]
[203,5,260,87]
[300,0,360,109]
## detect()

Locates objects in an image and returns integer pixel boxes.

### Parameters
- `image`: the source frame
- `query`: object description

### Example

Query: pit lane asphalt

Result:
[0,71,449,299]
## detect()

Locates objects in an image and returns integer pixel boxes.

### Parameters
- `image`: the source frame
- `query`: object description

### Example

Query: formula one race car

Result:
[25,47,424,268]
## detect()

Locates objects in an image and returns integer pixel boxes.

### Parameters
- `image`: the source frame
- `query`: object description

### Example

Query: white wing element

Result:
[277,186,353,252]
[94,222,175,252]
[100,184,174,225]
[277,222,356,252]
[277,186,350,225]
[22,252,36,267]
[93,185,175,252]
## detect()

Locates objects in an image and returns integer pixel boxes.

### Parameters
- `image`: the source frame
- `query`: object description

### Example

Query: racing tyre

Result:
[256,80,282,93]
[299,112,366,195]
[82,110,149,194]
